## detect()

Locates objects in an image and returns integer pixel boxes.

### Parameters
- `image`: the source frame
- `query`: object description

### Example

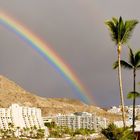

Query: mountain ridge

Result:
[0,75,120,121]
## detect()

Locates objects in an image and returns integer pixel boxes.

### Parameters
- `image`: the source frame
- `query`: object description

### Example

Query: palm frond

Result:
[135,51,140,67]
[120,129,134,140]
[127,91,140,99]
[105,20,118,45]
[129,48,135,66]
[113,60,132,69]
[113,61,118,69]
[112,17,118,25]
[102,124,134,140]
[136,64,140,70]
[118,17,125,44]
[105,17,138,46]
[121,20,139,44]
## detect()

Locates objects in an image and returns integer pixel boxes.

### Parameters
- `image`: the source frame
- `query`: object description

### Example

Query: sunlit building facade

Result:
[0,104,44,129]
[55,112,108,131]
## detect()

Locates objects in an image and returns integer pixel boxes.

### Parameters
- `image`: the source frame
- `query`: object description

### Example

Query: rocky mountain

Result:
[0,75,120,121]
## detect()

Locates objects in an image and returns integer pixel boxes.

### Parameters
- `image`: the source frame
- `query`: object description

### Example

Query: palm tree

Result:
[8,123,15,137]
[113,48,140,133]
[37,128,45,139]
[105,17,138,127]
[16,126,20,137]
[101,123,134,140]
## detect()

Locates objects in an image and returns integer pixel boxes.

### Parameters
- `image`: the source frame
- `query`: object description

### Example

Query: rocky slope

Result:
[0,75,120,121]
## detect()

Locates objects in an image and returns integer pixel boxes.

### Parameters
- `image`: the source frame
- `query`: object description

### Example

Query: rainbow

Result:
[0,13,93,104]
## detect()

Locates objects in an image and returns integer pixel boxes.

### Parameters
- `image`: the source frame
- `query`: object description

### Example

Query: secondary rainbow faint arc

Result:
[0,13,93,104]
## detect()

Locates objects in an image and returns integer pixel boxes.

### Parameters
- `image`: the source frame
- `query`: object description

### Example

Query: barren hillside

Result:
[0,75,121,121]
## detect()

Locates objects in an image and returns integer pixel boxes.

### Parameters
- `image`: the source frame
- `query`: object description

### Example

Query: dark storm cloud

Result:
[0,0,140,107]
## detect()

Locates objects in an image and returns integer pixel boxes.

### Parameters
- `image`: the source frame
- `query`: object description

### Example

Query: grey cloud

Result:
[0,0,140,107]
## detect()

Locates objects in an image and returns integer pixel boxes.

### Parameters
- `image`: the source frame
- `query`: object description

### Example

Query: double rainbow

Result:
[0,13,93,104]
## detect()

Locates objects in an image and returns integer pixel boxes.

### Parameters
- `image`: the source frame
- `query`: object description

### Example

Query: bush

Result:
[101,123,134,140]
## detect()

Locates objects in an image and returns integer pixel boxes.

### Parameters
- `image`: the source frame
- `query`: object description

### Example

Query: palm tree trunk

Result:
[133,69,136,134]
[117,45,126,127]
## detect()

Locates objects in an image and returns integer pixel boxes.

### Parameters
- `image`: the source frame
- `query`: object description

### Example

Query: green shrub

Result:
[101,123,134,140]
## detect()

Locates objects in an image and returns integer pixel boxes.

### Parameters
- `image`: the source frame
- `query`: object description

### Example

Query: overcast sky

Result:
[0,0,140,107]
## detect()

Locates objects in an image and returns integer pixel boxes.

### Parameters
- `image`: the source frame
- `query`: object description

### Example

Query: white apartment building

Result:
[108,105,140,119]
[107,106,122,115]
[54,112,108,131]
[0,104,45,130]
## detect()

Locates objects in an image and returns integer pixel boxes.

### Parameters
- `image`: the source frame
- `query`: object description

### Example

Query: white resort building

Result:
[54,112,108,131]
[0,104,45,130]
[108,105,140,132]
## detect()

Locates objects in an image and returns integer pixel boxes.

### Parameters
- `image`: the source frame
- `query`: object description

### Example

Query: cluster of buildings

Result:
[107,105,140,119]
[0,103,110,138]
[2,103,140,138]
[0,104,109,135]
[107,105,140,130]
[44,112,109,131]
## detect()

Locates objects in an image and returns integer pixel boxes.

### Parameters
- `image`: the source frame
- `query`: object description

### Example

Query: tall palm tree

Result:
[105,17,138,127]
[113,48,140,133]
